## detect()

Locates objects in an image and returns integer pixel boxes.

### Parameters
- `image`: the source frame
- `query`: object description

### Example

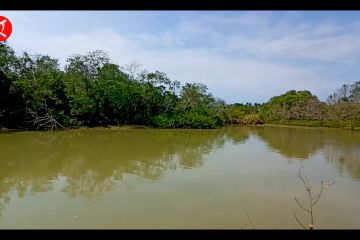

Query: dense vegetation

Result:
[1,42,359,130]
[259,86,360,130]
[0,43,227,130]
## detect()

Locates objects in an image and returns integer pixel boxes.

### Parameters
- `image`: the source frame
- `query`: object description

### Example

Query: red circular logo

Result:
[0,16,13,42]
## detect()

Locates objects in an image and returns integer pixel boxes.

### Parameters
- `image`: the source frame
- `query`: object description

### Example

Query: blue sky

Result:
[2,11,360,103]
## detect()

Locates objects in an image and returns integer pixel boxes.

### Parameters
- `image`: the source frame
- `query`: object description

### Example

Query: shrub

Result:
[152,112,223,129]
[241,114,265,125]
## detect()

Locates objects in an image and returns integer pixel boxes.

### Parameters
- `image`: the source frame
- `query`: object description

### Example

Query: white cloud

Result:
[9,28,137,64]
[170,13,360,62]
[135,32,184,47]
[227,28,360,61]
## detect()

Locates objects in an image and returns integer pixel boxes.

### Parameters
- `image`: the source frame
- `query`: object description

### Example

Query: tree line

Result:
[259,86,360,129]
[1,42,359,130]
[0,43,227,129]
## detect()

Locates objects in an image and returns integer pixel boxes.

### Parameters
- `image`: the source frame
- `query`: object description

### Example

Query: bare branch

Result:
[312,181,324,207]
[293,211,307,229]
[26,102,66,131]
[298,167,310,191]
[295,197,311,213]
[246,214,255,229]
[294,167,328,229]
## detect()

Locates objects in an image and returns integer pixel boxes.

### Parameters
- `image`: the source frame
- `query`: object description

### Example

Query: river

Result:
[0,125,359,228]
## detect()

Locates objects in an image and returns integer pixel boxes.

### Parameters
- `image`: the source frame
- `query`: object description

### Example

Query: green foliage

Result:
[0,43,224,130]
[0,43,26,128]
[221,102,262,124]
[261,85,360,130]
[15,55,70,128]
[241,114,264,125]
[151,83,225,129]
[261,90,322,121]
[152,112,223,129]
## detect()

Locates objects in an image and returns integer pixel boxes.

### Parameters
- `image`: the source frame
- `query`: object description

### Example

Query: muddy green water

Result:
[0,125,359,229]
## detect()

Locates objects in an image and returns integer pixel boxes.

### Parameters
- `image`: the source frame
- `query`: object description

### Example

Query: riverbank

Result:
[2,121,360,133]
[265,120,360,131]
[0,125,151,133]
[0,128,22,133]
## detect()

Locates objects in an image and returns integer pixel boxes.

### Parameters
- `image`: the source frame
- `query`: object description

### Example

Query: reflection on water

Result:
[0,125,359,228]
[0,129,226,196]
[252,126,326,160]
[251,125,360,179]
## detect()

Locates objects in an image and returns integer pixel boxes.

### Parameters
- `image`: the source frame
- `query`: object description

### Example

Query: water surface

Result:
[0,125,359,228]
